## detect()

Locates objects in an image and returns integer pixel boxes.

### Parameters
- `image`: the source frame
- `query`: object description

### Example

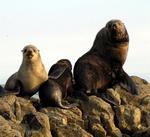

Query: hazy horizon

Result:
[0,0,150,84]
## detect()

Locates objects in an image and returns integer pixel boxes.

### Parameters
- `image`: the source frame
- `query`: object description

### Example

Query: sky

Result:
[0,0,150,84]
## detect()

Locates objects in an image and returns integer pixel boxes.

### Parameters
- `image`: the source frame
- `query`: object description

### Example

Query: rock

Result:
[115,105,142,132]
[21,112,52,137]
[52,124,93,137]
[0,76,150,136]
[40,105,84,133]
[0,95,36,122]
[0,115,22,137]
[0,95,16,120]
[81,96,122,137]
[16,97,37,122]
[87,115,106,137]
[132,127,150,137]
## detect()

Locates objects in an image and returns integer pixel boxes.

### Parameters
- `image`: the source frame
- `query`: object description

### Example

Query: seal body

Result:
[48,59,74,98]
[74,19,139,98]
[39,59,77,109]
[5,45,48,97]
[39,79,77,109]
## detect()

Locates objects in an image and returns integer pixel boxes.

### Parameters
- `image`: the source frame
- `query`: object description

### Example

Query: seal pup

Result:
[39,59,77,109]
[73,19,139,100]
[48,59,74,98]
[5,45,48,97]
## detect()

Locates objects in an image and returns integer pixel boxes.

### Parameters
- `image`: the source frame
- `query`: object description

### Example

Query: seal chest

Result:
[107,43,128,66]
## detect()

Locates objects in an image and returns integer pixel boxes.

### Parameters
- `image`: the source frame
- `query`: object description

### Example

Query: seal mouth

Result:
[112,30,124,38]
[111,30,128,43]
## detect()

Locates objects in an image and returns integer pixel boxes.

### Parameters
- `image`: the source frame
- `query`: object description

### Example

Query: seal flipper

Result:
[0,85,6,96]
[118,70,139,95]
[0,85,19,97]
[100,93,119,106]
[48,63,68,79]
[57,101,78,109]
[73,89,89,101]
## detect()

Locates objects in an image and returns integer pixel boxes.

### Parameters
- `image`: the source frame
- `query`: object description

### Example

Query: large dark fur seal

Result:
[39,59,77,109]
[73,19,139,99]
[5,45,48,97]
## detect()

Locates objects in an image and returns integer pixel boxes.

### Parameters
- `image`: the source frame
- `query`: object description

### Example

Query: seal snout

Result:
[25,50,34,59]
[111,22,124,33]
[106,20,124,32]
[27,49,33,54]
[105,20,128,42]
[23,46,37,59]
[22,45,39,59]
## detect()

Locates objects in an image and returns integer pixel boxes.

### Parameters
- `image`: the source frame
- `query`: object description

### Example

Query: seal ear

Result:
[48,64,68,79]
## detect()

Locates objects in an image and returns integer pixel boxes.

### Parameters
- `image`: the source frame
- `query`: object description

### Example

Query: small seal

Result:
[73,19,139,100]
[39,59,77,109]
[5,45,48,97]
[48,59,74,97]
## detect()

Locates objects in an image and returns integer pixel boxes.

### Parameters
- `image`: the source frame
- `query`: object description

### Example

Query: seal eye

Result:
[23,49,27,53]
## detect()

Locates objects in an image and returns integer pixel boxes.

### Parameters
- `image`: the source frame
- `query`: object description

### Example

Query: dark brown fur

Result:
[74,19,139,99]
[48,59,74,98]
[39,59,77,109]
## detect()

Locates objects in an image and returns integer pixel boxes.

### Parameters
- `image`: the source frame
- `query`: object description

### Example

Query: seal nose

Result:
[27,49,33,54]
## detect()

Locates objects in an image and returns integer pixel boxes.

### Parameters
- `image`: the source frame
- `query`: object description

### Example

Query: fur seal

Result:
[5,45,48,97]
[39,59,77,109]
[48,59,74,98]
[73,19,139,99]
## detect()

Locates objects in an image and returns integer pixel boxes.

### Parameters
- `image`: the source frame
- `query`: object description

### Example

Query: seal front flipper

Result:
[118,70,139,95]
[0,85,6,96]
[100,92,119,106]
[0,85,19,97]
[48,62,68,79]
[72,89,89,102]
[56,100,78,109]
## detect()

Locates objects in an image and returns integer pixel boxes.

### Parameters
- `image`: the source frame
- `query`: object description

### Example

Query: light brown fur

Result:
[5,45,48,97]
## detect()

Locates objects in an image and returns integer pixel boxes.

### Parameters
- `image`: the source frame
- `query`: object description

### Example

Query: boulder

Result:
[0,76,150,137]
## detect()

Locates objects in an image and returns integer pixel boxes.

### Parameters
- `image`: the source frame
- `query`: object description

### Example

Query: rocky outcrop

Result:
[0,76,150,137]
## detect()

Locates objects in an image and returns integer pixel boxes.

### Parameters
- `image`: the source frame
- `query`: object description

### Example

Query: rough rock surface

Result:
[0,76,150,137]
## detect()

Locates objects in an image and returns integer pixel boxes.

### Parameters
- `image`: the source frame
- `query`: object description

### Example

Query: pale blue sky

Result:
[0,0,150,84]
